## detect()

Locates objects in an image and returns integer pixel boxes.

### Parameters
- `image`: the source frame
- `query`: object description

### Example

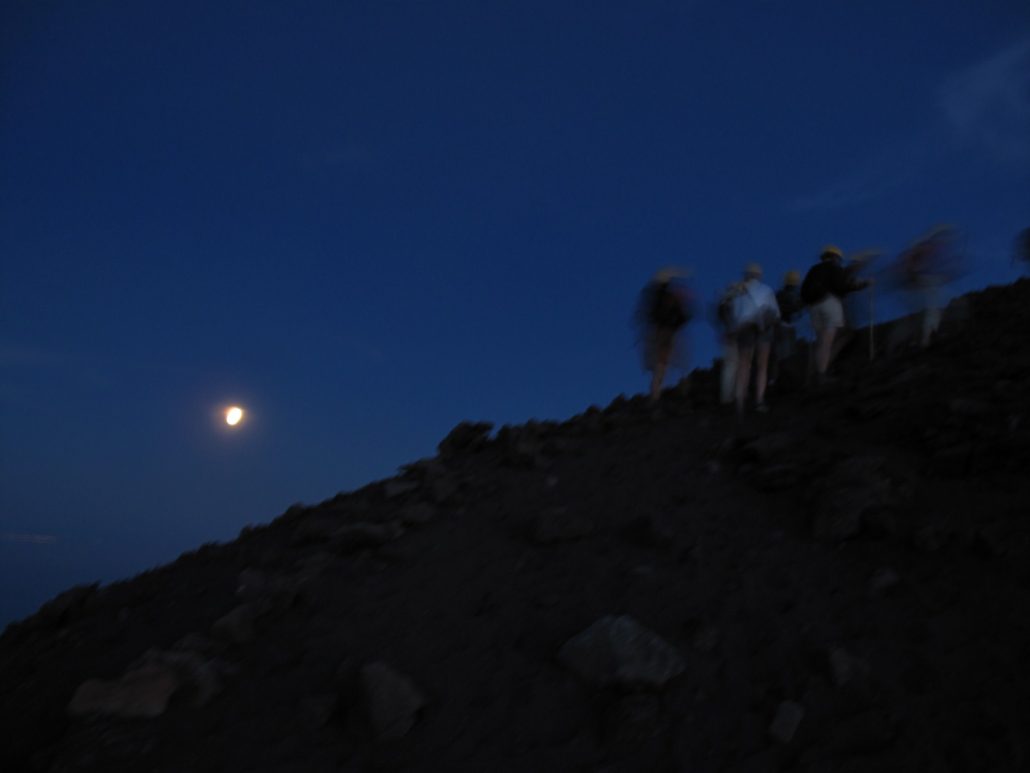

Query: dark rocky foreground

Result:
[3,281,1030,773]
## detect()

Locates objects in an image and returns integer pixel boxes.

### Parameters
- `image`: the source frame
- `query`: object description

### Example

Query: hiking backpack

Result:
[650,284,689,330]
[800,266,826,305]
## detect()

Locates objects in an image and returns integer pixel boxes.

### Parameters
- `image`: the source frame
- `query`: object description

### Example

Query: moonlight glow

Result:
[225,406,244,427]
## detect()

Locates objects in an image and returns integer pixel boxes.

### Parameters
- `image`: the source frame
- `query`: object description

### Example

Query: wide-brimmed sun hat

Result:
[653,266,692,283]
[820,244,844,261]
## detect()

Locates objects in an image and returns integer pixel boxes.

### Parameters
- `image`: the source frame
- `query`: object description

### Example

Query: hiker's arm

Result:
[848,275,873,293]
[826,265,853,296]
[829,265,870,295]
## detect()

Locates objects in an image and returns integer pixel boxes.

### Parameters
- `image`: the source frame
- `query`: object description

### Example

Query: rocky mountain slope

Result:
[3,280,1029,772]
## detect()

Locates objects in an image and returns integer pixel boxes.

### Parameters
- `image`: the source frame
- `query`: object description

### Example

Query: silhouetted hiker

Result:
[837,250,880,362]
[770,270,803,385]
[893,226,959,348]
[636,267,693,402]
[715,281,744,407]
[729,263,780,414]
[801,245,872,384]
[841,251,877,328]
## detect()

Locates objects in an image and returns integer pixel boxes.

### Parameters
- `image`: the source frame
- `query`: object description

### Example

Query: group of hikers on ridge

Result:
[638,226,975,414]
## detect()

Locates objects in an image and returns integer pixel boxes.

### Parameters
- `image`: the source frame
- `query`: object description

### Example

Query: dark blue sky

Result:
[2,0,1029,623]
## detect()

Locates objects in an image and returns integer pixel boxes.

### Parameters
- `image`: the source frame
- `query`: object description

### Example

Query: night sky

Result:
[2,0,1029,624]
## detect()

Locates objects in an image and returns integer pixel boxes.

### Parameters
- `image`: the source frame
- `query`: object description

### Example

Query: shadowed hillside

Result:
[3,280,1029,772]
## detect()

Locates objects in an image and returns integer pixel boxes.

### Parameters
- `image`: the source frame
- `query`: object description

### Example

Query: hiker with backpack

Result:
[715,281,744,406]
[801,245,873,384]
[636,267,694,402]
[770,270,804,386]
[729,263,780,414]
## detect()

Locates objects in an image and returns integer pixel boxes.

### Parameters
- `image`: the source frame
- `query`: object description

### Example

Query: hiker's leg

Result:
[923,307,941,346]
[830,327,852,362]
[922,281,942,346]
[785,327,797,379]
[651,331,675,401]
[650,362,667,401]
[755,340,771,405]
[650,347,668,401]
[720,338,738,404]
[814,296,844,375]
[816,328,836,375]
[736,342,754,414]
[650,358,667,402]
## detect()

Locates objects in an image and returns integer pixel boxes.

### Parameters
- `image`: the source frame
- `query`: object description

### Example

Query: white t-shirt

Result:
[732,279,781,329]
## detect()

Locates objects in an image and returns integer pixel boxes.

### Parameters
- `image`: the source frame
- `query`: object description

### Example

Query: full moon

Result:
[225,406,244,426]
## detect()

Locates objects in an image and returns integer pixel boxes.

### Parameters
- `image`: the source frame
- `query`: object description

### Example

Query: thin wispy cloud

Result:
[786,161,916,213]
[939,37,1030,164]
[0,340,190,388]
[0,341,115,390]
[789,36,1030,212]
[0,533,58,545]
[0,343,68,369]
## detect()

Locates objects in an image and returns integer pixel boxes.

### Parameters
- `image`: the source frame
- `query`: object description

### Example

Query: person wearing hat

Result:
[770,270,804,385]
[730,262,780,414]
[800,245,872,383]
[897,227,956,348]
[715,281,744,406]
[636,267,694,402]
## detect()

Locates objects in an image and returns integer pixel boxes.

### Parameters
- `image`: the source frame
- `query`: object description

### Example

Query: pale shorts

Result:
[809,295,844,331]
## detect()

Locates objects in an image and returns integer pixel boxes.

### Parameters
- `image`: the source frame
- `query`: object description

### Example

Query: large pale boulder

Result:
[558,615,685,690]
[68,664,180,719]
[360,661,427,740]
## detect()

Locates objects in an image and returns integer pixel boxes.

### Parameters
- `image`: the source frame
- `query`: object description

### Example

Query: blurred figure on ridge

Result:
[770,269,803,386]
[729,263,780,414]
[890,225,962,348]
[838,250,880,362]
[636,267,694,402]
[841,251,879,330]
[715,281,744,407]
[801,245,873,384]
